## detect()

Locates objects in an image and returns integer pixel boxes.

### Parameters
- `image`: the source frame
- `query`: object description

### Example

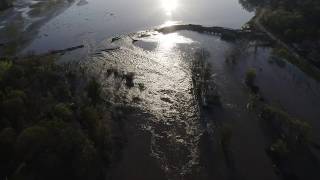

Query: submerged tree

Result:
[245,68,257,87]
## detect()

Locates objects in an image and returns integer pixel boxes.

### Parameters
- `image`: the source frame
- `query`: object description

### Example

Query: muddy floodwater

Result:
[0,0,252,54]
[81,29,320,180]
[1,0,320,180]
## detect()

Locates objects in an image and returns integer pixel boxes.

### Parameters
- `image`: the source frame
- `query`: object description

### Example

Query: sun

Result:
[161,0,178,16]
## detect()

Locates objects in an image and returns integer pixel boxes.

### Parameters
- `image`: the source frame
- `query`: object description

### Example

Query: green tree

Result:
[86,79,101,105]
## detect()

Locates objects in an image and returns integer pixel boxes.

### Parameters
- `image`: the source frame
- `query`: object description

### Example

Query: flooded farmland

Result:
[1,0,320,180]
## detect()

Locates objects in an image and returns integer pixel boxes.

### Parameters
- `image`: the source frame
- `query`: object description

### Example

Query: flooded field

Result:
[0,0,252,54]
[79,27,320,179]
[1,0,320,180]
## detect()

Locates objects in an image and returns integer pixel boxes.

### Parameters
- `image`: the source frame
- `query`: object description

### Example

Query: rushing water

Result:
[82,30,274,179]
[84,32,204,179]
[81,28,320,179]
[2,0,320,180]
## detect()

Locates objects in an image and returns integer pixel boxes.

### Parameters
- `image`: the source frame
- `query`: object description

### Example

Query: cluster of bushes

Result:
[241,62,316,177]
[261,105,312,176]
[239,0,269,12]
[240,0,320,42]
[220,125,233,152]
[0,0,13,11]
[245,68,260,94]
[264,0,319,42]
[261,8,316,43]
[245,68,256,87]
[261,106,312,148]
[0,56,119,180]
[192,50,221,108]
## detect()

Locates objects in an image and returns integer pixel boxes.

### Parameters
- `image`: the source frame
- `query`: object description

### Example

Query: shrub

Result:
[86,78,101,105]
[270,138,290,157]
[0,60,12,81]
[138,83,145,91]
[0,127,16,178]
[0,0,13,11]
[124,72,135,88]
[245,68,256,87]
[2,96,25,123]
[80,106,99,133]
[53,103,73,121]
[16,126,49,161]
[261,105,312,145]
[221,125,233,150]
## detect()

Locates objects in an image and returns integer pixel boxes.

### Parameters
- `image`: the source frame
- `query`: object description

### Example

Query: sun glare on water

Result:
[161,0,178,16]
[156,33,194,53]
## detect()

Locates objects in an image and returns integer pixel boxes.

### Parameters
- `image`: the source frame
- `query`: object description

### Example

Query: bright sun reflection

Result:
[157,33,193,51]
[161,0,178,16]
[160,20,180,27]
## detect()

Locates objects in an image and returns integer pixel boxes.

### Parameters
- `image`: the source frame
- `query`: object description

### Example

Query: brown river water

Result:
[1,0,320,179]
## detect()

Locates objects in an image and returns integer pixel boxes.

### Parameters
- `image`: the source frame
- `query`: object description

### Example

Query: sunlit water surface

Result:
[2,1,320,179]
[18,0,252,53]
[81,29,320,179]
